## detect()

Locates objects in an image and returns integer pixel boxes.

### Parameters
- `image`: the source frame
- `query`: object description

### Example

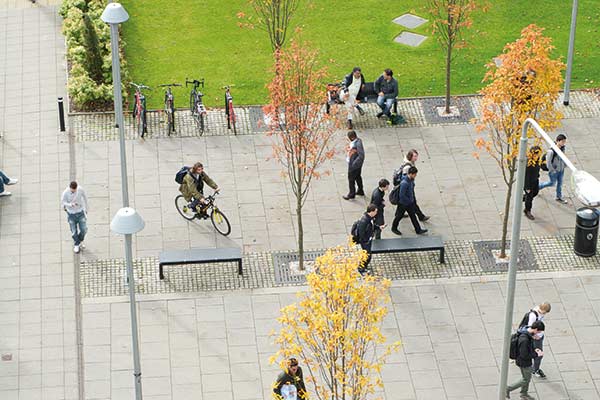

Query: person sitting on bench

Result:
[340,67,366,129]
[374,69,398,119]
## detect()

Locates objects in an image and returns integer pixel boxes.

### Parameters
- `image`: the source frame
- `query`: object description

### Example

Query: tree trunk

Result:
[296,189,305,271]
[445,43,452,114]
[500,173,515,259]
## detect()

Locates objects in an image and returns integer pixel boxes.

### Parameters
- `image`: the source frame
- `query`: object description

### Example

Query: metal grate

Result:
[473,240,538,272]
[421,96,475,125]
[272,250,325,285]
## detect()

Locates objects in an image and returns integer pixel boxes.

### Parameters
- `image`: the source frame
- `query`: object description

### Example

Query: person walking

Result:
[352,204,377,275]
[506,320,545,399]
[343,130,365,200]
[539,134,568,204]
[517,302,551,378]
[61,181,89,254]
[523,146,542,220]
[394,149,429,222]
[370,179,389,239]
[273,358,308,400]
[0,170,18,197]
[391,166,427,235]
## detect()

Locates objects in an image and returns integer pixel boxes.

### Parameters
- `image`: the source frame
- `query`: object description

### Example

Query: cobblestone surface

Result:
[80,234,600,297]
[69,90,600,141]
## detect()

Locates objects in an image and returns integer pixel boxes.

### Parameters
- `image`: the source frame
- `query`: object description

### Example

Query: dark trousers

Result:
[403,201,426,220]
[392,203,422,233]
[374,225,382,240]
[348,168,363,197]
[524,188,539,212]
[533,337,544,371]
[359,242,372,272]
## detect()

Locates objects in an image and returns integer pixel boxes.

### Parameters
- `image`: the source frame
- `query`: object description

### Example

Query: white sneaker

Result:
[73,245,80,254]
[6,178,18,185]
[0,191,11,197]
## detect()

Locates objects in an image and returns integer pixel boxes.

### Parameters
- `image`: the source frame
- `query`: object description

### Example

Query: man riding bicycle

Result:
[179,162,219,217]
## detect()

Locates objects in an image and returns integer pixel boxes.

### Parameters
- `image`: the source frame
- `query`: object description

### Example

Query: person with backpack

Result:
[517,302,551,378]
[391,166,427,236]
[343,130,365,200]
[351,204,377,274]
[273,358,308,400]
[392,149,429,222]
[538,133,568,204]
[178,162,219,217]
[507,320,545,400]
[370,179,389,239]
[523,146,542,220]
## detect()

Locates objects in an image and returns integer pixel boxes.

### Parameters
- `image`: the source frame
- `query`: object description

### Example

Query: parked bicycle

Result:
[223,85,236,134]
[130,82,150,138]
[186,78,207,134]
[175,191,231,236]
[159,83,182,136]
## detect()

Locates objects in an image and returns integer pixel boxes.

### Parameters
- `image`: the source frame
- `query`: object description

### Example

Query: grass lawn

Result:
[120,0,600,109]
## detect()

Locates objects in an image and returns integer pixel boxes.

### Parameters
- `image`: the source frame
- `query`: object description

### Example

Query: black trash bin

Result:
[574,207,599,257]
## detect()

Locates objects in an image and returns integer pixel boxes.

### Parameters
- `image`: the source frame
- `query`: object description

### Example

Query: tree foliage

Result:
[239,0,301,52]
[475,24,564,257]
[263,40,338,270]
[270,242,401,400]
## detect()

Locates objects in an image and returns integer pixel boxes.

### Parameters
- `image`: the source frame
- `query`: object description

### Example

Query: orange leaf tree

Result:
[428,0,486,114]
[264,40,338,270]
[270,242,401,400]
[240,0,301,52]
[476,24,564,257]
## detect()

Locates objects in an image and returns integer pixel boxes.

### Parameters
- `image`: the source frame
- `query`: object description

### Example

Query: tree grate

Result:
[473,239,538,272]
[272,250,325,285]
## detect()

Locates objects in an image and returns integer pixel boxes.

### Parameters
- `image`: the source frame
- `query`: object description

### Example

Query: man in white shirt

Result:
[61,181,89,253]
[341,67,366,129]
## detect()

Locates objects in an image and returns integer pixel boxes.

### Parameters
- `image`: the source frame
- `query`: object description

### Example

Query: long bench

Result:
[326,82,399,115]
[371,236,445,263]
[159,247,243,280]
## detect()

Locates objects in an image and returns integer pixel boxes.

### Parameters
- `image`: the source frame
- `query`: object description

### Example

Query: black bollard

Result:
[58,97,66,132]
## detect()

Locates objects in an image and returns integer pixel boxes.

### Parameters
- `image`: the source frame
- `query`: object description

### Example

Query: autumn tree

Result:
[263,41,337,270]
[428,0,485,114]
[476,24,564,258]
[239,0,301,53]
[271,243,401,400]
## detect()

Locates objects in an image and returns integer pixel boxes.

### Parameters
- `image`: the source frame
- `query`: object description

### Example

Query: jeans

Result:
[67,211,87,246]
[376,96,394,116]
[347,168,363,197]
[539,170,564,199]
[507,366,532,395]
[0,170,9,193]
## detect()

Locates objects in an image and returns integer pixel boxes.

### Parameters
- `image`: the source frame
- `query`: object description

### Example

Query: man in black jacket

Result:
[356,204,377,274]
[273,358,308,399]
[342,67,367,129]
[374,69,398,118]
[524,146,542,220]
[391,167,427,235]
[343,130,365,200]
[506,320,545,400]
[371,179,389,239]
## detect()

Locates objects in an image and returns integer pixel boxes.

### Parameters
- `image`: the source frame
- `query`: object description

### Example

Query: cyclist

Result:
[179,162,219,217]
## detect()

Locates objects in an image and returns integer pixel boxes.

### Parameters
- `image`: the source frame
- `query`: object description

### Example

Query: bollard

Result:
[58,97,66,132]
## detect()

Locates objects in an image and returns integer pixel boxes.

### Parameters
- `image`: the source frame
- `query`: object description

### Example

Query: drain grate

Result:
[272,250,325,285]
[473,240,538,272]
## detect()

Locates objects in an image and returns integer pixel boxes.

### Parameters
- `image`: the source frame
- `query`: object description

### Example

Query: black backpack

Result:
[392,163,409,186]
[389,184,401,205]
[175,166,190,184]
[517,309,539,332]
[540,154,549,172]
[509,332,522,360]
[351,220,360,243]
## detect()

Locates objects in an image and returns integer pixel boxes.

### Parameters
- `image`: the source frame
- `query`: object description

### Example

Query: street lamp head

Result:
[111,207,145,235]
[101,2,129,24]
[573,170,600,208]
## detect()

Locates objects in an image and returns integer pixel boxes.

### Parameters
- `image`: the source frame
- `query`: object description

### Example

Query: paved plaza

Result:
[2,2,600,400]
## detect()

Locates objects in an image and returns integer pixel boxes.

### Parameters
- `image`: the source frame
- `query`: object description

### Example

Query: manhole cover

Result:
[473,240,538,272]
[392,14,428,29]
[394,32,428,47]
[248,106,268,133]
[273,250,325,285]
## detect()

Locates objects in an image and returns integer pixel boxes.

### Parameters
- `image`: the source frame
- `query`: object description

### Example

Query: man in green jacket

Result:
[179,162,219,216]
[273,358,308,399]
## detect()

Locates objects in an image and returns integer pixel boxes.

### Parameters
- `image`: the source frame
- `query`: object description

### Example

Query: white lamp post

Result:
[111,207,145,400]
[498,118,600,399]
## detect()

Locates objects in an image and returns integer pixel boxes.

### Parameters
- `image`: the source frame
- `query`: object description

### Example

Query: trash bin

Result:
[574,207,599,257]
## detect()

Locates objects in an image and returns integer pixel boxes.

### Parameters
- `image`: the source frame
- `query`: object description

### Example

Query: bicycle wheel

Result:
[228,101,236,134]
[211,207,231,236]
[175,195,196,221]
[189,92,195,113]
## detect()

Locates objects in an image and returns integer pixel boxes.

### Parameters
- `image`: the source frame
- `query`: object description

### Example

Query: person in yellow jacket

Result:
[179,162,219,216]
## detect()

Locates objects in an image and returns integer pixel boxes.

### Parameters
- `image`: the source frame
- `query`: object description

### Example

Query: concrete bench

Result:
[326,82,398,114]
[159,247,243,280]
[371,236,445,263]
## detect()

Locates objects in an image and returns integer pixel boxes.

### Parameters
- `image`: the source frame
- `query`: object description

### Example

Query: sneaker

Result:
[519,394,535,400]
[391,229,402,236]
[7,178,18,185]
[73,245,80,254]
[356,191,365,196]
[0,191,11,197]
[417,229,428,235]
[343,195,355,200]
[556,198,568,204]
[533,369,546,378]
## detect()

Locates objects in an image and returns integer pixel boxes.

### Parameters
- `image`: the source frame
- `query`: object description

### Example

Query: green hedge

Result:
[60,0,129,111]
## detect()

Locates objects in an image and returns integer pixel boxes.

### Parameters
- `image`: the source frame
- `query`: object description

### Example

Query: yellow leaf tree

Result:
[270,243,401,400]
[476,24,564,258]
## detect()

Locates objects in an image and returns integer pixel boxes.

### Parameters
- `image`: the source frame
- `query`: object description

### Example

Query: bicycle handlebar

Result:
[158,83,182,87]
[130,82,151,90]
[186,78,205,88]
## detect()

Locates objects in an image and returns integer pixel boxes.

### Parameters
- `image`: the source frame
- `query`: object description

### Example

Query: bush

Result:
[61,0,129,111]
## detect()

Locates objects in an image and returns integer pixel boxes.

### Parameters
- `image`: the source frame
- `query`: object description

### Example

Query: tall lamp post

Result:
[497,118,600,400]
[101,3,145,400]
[563,0,578,106]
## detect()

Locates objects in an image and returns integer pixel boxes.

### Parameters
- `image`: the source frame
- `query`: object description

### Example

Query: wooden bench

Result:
[326,82,398,115]
[371,236,445,263]
[159,247,243,280]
